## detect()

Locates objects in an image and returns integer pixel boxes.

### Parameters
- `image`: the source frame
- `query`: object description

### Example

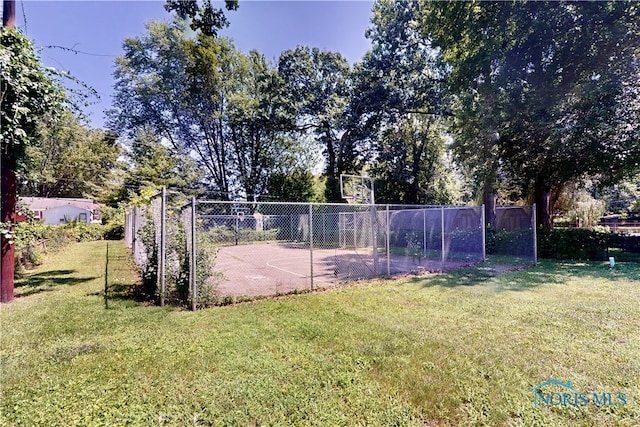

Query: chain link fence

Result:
[125,191,536,308]
[489,206,538,264]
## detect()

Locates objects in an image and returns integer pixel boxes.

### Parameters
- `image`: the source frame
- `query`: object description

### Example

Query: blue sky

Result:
[13,1,374,129]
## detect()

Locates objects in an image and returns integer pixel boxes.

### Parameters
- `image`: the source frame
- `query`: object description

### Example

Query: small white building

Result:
[20,197,101,225]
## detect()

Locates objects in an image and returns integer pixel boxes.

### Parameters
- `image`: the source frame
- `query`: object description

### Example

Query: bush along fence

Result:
[537,227,640,260]
[124,189,538,309]
[14,220,125,270]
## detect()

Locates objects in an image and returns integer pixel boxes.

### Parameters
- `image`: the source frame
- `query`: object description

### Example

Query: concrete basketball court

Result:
[213,242,471,297]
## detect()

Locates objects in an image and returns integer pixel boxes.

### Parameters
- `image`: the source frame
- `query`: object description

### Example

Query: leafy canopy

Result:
[1,28,65,162]
[416,0,640,224]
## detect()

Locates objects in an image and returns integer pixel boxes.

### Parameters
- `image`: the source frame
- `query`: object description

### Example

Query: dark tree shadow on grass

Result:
[403,260,640,292]
[100,254,151,305]
[15,270,97,297]
[104,281,151,304]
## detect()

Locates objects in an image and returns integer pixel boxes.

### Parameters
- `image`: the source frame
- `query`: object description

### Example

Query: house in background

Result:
[20,197,101,225]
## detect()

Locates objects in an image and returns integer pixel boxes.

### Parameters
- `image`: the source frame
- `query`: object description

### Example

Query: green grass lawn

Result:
[1,241,639,426]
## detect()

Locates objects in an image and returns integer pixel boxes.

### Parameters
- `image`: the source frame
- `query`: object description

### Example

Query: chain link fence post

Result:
[190,196,197,311]
[481,204,486,262]
[309,203,314,291]
[386,205,391,275]
[159,187,167,306]
[532,203,538,265]
[441,206,445,265]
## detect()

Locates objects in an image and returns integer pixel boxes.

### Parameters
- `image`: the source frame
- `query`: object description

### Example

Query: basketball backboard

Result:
[340,174,374,204]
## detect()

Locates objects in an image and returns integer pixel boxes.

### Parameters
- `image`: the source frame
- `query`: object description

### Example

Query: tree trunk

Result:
[535,188,553,229]
[324,123,336,177]
[406,179,419,205]
[482,191,497,228]
[1,153,16,303]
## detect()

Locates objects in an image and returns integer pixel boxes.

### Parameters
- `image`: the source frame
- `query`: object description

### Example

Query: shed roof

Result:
[20,197,96,212]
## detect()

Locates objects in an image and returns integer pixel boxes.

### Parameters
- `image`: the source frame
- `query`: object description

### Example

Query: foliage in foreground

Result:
[0,27,65,160]
[1,241,638,426]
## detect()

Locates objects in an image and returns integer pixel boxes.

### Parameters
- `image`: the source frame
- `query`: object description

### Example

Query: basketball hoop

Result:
[340,174,375,205]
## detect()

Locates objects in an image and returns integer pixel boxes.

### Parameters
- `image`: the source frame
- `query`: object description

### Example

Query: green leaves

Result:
[415,0,640,223]
[19,111,121,200]
[355,0,455,204]
[110,21,313,200]
[164,0,238,37]
[0,28,65,159]
[278,46,355,190]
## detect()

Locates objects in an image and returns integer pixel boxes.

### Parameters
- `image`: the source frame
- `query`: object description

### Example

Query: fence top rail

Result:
[194,200,475,208]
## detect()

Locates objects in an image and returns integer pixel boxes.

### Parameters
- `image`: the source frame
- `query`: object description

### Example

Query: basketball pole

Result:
[339,173,377,274]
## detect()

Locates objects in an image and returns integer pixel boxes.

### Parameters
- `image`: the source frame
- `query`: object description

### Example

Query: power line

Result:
[43,44,117,58]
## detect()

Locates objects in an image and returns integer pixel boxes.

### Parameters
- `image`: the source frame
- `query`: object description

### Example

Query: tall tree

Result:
[266,168,316,202]
[226,50,292,199]
[123,126,203,200]
[110,22,232,197]
[371,115,455,204]
[278,46,355,201]
[1,25,65,302]
[110,21,302,200]
[417,0,640,227]
[351,0,454,204]
[19,111,121,199]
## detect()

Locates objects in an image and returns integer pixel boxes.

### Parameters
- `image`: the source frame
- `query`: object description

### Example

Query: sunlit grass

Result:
[1,241,638,426]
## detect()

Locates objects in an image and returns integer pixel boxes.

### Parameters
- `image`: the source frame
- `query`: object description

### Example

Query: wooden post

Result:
[1,0,16,303]
[2,0,15,28]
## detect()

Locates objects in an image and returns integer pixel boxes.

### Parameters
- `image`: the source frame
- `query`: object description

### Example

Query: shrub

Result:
[137,211,221,307]
[449,228,483,253]
[14,220,125,271]
[485,227,535,257]
[606,233,640,253]
[103,223,125,240]
[204,225,280,245]
[62,222,105,242]
[537,227,608,260]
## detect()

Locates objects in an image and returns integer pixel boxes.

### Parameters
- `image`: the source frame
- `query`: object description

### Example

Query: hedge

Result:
[537,227,640,260]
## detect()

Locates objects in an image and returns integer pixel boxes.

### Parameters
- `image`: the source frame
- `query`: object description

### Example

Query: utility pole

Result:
[2,0,15,28]
[1,0,16,303]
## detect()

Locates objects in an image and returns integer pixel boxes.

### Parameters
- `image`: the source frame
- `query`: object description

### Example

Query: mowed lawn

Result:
[1,241,639,426]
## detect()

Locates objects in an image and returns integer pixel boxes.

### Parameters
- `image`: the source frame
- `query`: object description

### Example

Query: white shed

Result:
[20,197,101,224]
[41,204,92,225]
